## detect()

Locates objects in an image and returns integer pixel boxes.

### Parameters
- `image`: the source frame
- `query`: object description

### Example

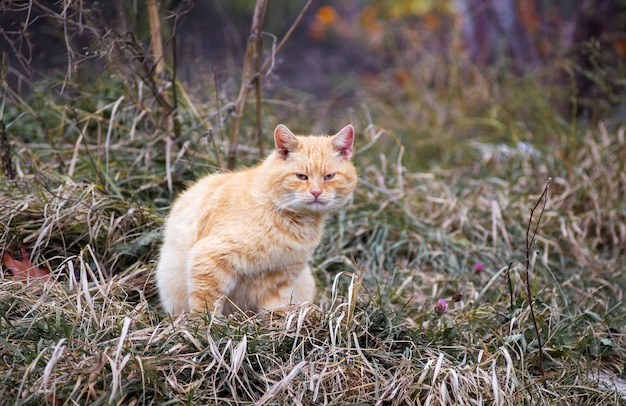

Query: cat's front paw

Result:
[189,294,226,317]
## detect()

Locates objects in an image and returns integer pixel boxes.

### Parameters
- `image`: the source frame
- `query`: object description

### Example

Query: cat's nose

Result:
[310,189,322,198]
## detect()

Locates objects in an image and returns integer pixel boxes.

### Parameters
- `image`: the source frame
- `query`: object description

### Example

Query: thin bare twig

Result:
[259,0,314,76]
[524,177,552,379]
[170,17,181,141]
[254,1,269,158]
[227,0,269,170]
[60,1,75,95]
[211,66,226,171]
[227,0,313,169]
[119,33,174,112]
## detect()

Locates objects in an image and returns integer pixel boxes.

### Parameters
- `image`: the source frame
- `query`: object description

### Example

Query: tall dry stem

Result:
[524,177,551,380]
[227,0,268,170]
[146,0,166,77]
[146,0,180,194]
[227,0,313,169]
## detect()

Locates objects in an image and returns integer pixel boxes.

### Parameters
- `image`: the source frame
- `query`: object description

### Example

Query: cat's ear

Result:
[274,124,299,160]
[331,124,355,160]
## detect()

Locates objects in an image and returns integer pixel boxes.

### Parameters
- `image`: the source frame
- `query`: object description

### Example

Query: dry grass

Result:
[1,94,625,403]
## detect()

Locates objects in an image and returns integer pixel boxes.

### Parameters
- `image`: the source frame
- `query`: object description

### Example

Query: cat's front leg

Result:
[187,241,237,316]
[259,265,315,312]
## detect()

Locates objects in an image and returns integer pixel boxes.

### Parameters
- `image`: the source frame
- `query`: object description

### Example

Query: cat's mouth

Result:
[307,198,328,208]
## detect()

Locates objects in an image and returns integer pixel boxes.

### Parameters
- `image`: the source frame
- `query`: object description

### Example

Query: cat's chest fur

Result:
[190,176,326,273]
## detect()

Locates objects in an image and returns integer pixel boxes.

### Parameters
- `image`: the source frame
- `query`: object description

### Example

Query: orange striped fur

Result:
[155,124,357,315]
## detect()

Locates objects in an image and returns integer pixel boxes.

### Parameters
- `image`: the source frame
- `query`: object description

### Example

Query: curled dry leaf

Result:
[1,244,51,282]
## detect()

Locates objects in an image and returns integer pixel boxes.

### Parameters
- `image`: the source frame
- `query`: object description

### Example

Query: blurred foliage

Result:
[0,0,624,171]
[374,0,455,18]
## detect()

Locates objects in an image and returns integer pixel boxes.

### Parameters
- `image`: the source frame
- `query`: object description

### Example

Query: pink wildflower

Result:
[434,298,448,314]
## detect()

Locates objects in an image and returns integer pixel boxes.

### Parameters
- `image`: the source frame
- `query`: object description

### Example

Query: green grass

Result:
[2,32,626,406]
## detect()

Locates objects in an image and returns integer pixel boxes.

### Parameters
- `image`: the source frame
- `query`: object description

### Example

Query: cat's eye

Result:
[296,173,308,180]
[324,173,336,181]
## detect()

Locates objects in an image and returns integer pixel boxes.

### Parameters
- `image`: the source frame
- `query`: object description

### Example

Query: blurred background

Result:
[1,0,625,172]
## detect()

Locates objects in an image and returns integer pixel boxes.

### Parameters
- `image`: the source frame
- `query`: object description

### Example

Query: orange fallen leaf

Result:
[2,244,51,282]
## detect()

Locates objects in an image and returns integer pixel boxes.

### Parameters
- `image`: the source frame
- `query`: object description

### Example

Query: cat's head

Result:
[267,124,358,213]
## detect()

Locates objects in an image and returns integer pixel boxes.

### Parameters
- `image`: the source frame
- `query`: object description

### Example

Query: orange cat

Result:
[155,124,357,315]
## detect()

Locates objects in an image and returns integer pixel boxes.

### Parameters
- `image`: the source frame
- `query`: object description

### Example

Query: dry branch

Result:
[145,0,180,194]
[253,1,269,158]
[259,0,314,75]
[524,177,552,380]
[146,0,166,77]
[227,0,269,170]
[227,0,313,169]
